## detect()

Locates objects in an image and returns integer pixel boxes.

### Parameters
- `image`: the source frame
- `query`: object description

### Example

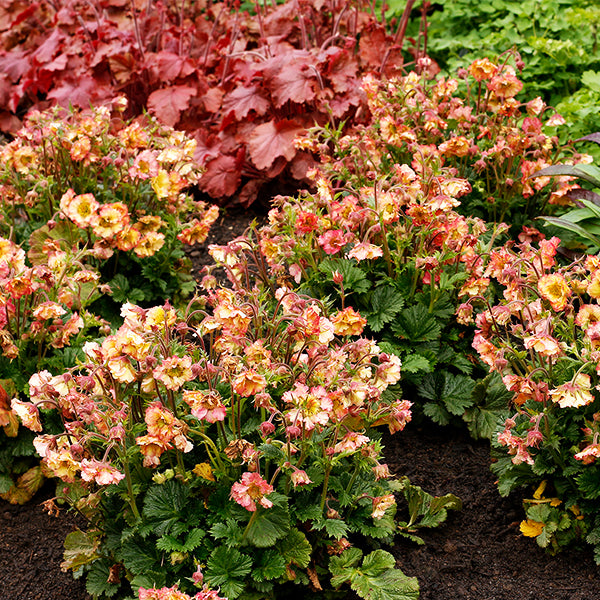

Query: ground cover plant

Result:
[18,283,459,599]
[0,0,425,205]
[4,2,600,596]
[0,100,218,505]
[207,55,580,437]
[469,236,600,560]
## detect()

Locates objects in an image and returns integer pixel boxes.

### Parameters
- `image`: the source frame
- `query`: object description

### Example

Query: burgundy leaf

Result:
[358,22,387,69]
[199,154,242,198]
[263,51,318,108]
[147,85,197,127]
[202,87,224,113]
[46,75,111,108]
[0,50,30,82]
[222,84,270,119]
[248,119,303,171]
[321,45,358,93]
[32,29,65,64]
[153,51,195,82]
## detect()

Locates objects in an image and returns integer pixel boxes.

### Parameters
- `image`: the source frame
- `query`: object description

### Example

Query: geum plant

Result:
[205,56,580,436]
[0,0,426,205]
[0,235,106,503]
[0,101,219,314]
[467,236,600,560]
[327,54,576,230]
[16,286,459,599]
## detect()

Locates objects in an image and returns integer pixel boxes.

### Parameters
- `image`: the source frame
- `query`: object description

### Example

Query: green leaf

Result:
[397,353,432,374]
[423,401,451,426]
[392,304,441,342]
[318,258,370,294]
[185,528,206,550]
[330,549,419,600]
[365,286,405,332]
[398,477,462,530]
[245,506,290,547]
[210,519,244,547]
[252,549,287,582]
[576,469,600,499]
[539,215,600,248]
[418,372,475,417]
[324,518,349,540]
[275,528,312,568]
[108,273,146,304]
[86,559,121,598]
[205,546,253,600]
[143,480,191,535]
[121,538,159,573]
[0,473,13,494]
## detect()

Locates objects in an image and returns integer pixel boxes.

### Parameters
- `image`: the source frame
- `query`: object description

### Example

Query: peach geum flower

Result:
[550,373,594,409]
[230,471,273,512]
[538,273,571,311]
[182,389,227,422]
[153,355,194,390]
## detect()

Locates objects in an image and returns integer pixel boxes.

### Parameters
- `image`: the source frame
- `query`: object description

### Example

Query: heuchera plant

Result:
[0,100,218,312]
[0,0,424,205]
[17,282,459,599]
[468,236,600,560]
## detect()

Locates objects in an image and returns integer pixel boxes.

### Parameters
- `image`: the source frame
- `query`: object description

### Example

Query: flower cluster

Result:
[468,237,600,552]
[303,54,581,230]
[15,282,421,598]
[0,102,218,313]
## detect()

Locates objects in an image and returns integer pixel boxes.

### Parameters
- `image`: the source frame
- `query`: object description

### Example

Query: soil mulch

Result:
[1,207,599,599]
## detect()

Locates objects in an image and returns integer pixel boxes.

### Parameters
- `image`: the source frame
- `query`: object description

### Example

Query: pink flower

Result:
[230,472,273,512]
[333,432,370,454]
[153,356,194,390]
[347,242,383,261]
[290,469,312,487]
[80,458,125,486]
[233,369,267,397]
[182,390,227,423]
[283,383,333,431]
[11,399,42,432]
[317,229,348,255]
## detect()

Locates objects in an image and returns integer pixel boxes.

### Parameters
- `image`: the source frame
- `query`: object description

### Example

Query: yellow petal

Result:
[193,462,215,482]
[533,480,547,500]
[520,519,545,537]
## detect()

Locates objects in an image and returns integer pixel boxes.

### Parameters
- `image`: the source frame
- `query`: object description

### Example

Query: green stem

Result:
[122,457,141,521]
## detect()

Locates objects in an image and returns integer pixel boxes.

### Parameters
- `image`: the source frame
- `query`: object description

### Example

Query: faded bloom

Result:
[372,494,396,519]
[182,389,227,422]
[80,459,125,486]
[550,374,594,409]
[347,242,383,261]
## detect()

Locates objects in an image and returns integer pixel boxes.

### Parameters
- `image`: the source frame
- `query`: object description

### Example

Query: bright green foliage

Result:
[399,0,600,141]
[329,548,419,600]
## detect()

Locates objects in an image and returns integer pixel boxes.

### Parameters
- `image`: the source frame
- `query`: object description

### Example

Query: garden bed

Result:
[3,423,599,600]
[2,209,599,600]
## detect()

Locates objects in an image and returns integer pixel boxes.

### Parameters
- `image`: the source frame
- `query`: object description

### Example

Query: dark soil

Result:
[2,207,599,600]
